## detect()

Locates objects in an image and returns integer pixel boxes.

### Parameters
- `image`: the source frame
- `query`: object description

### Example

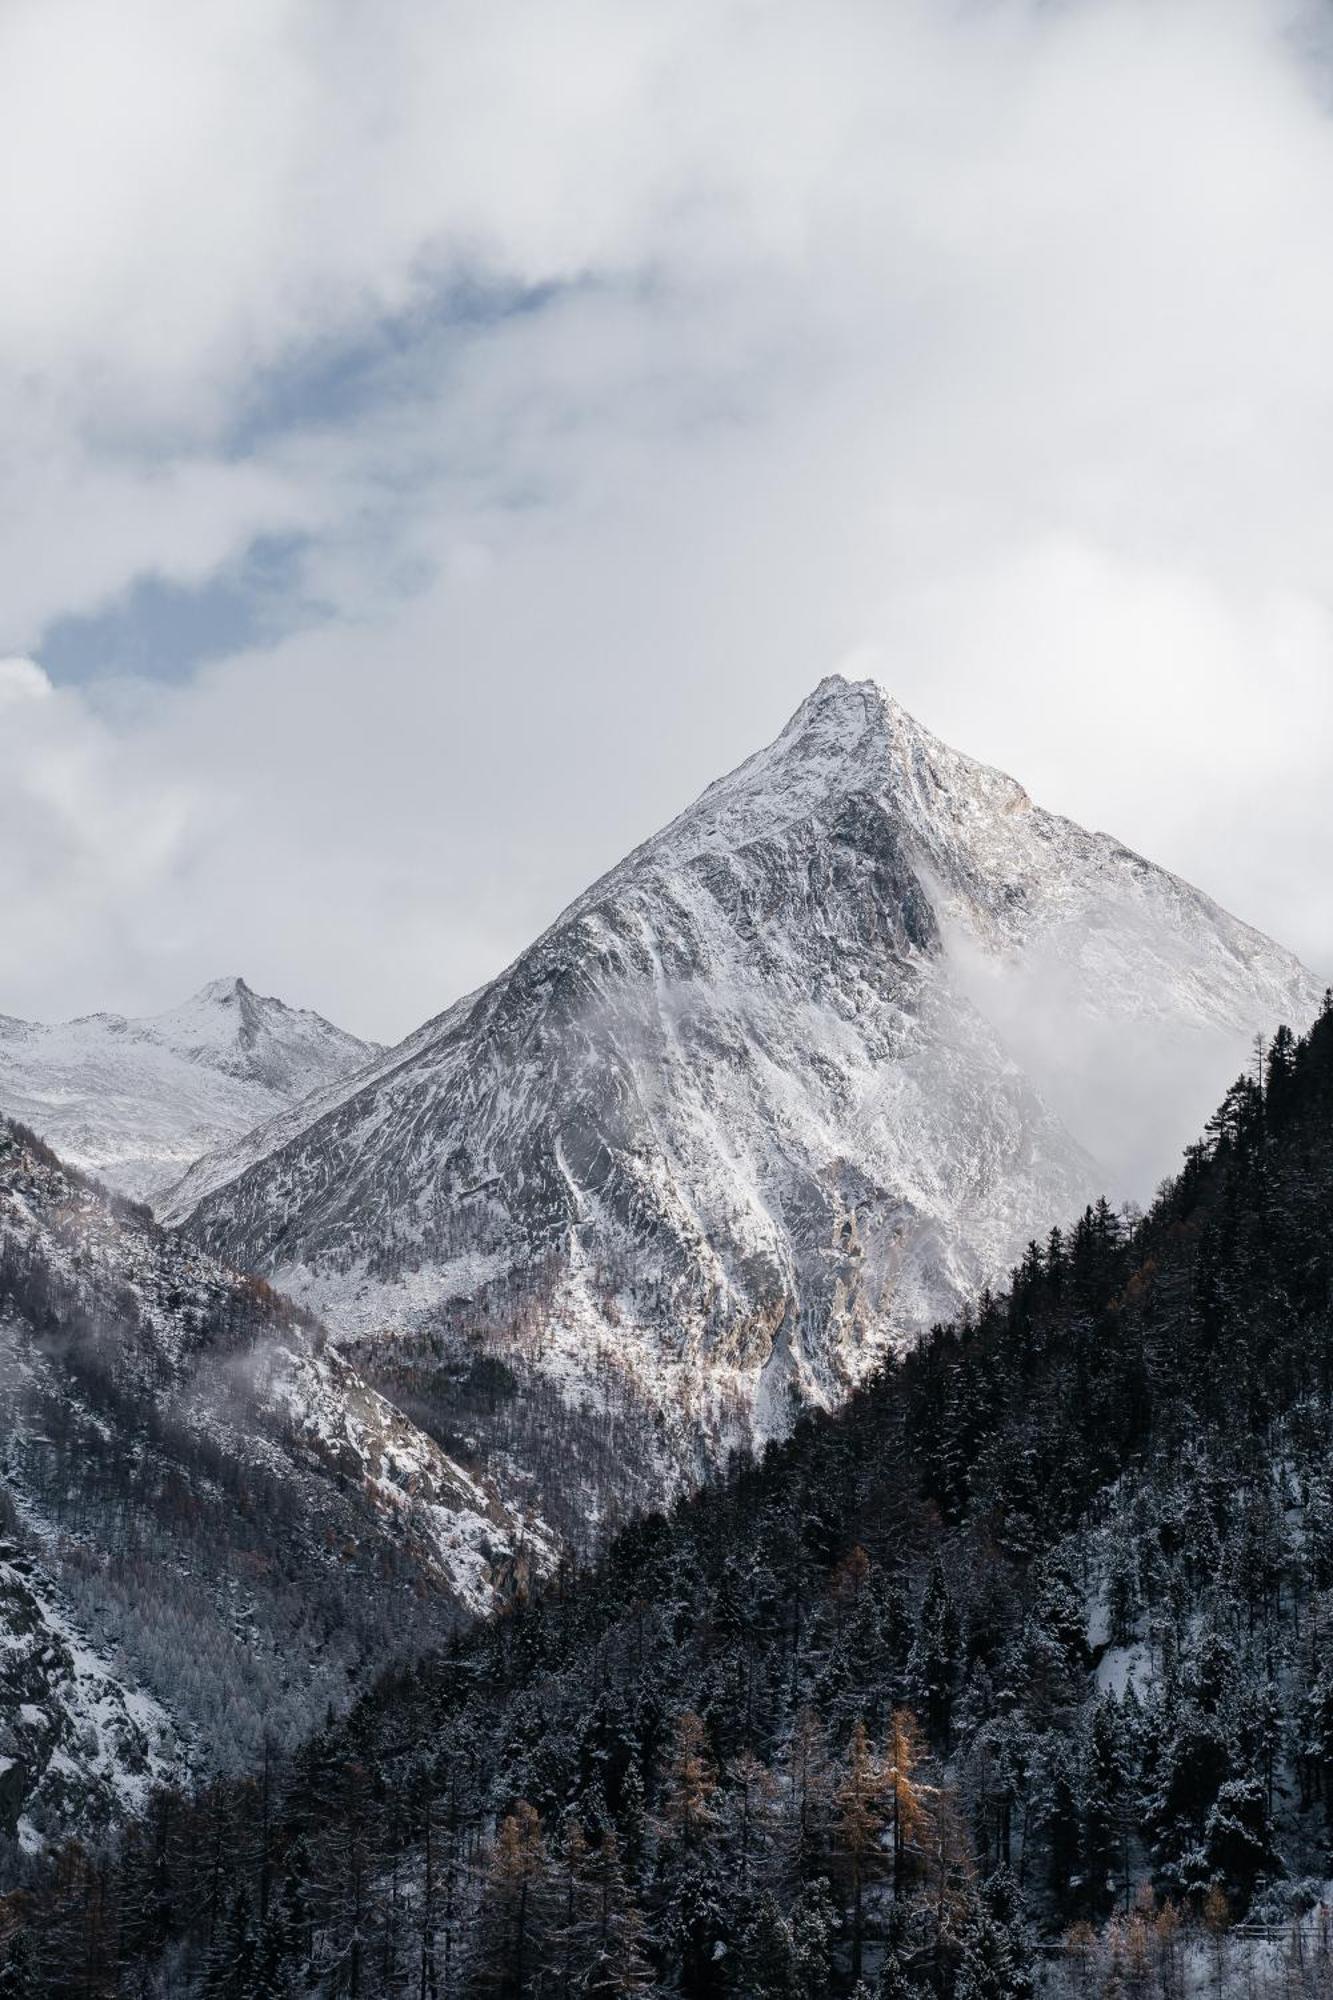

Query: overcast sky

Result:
[2,0,1331,1044]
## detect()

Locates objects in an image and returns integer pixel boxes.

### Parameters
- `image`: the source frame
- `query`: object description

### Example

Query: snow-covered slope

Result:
[0,977,376,1202]
[0,1119,550,1853]
[173,678,1322,1445]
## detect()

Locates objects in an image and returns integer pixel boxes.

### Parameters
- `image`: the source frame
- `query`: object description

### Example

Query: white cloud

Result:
[0,658,51,706]
[0,0,1330,1040]
[0,662,211,1007]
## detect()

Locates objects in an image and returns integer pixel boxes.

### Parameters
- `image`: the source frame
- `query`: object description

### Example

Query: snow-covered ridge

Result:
[0,976,377,1201]
[175,677,1322,1456]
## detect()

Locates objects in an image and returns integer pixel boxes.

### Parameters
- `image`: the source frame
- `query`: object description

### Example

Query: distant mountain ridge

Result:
[0,976,377,1201]
[171,678,1322,1458]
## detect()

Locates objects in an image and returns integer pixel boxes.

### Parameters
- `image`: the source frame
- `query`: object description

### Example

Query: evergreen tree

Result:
[834,1719,888,1986]
[202,1889,260,2000]
[471,1801,552,1999]
[0,1933,35,2000]
[908,1565,961,1752]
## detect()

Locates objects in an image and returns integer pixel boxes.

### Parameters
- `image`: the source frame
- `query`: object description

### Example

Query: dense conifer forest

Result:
[7,1003,1333,1996]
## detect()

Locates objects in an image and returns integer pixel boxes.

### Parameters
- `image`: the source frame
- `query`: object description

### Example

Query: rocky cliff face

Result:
[0,976,376,1201]
[170,679,1321,1444]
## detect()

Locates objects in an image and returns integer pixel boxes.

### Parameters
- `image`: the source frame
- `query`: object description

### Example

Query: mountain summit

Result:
[170,679,1321,1451]
[0,978,377,1200]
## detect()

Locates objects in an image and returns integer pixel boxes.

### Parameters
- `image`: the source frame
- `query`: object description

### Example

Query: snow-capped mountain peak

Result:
[147,975,363,1083]
[595,675,911,882]
[165,972,261,1028]
[0,978,378,1201]
[173,678,1322,1485]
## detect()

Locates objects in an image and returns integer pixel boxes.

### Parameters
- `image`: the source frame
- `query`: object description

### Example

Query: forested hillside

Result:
[8,1002,1333,1996]
[0,1125,548,1863]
